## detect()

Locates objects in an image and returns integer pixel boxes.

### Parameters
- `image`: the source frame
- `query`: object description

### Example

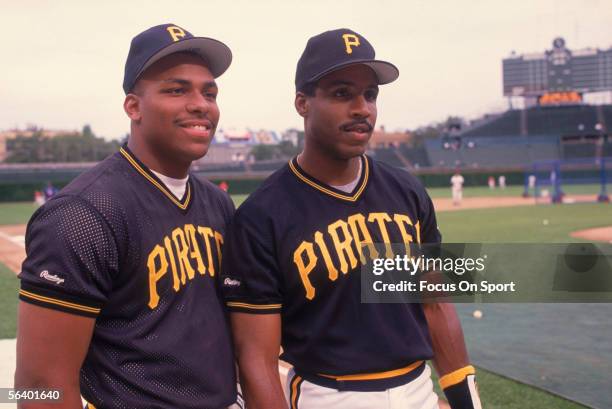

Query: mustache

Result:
[174,116,216,126]
[339,120,373,132]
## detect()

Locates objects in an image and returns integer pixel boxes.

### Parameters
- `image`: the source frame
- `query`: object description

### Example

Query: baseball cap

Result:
[295,28,399,91]
[123,23,232,94]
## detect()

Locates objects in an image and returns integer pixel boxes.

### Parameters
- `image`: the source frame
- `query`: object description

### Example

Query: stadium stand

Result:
[527,105,599,136]
[460,110,522,137]
[460,105,606,139]
[249,161,287,172]
[598,105,612,130]
[399,146,431,167]
[604,141,612,157]
[561,143,597,159]
[426,136,560,168]
[421,104,612,169]
[371,147,405,168]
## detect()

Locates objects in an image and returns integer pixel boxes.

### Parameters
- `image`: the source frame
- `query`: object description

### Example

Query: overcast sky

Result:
[2,0,611,140]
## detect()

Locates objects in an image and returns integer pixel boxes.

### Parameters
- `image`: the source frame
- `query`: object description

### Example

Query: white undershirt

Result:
[151,170,189,199]
[330,159,362,193]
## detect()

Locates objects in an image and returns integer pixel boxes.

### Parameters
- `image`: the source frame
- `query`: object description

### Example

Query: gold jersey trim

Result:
[19,289,101,314]
[318,360,424,381]
[289,374,303,409]
[288,156,369,202]
[226,301,282,310]
[439,365,476,390]
[119,147,191,210]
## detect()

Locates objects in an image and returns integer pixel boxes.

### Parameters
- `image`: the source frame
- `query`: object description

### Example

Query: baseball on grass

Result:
[473,310,483,319]
[543,219,549,225]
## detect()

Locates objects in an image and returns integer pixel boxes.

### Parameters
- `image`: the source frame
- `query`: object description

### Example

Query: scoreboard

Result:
[502,37,612,98]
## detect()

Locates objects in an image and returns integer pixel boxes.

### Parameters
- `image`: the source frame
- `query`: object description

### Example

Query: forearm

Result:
[229,312,286,408]
[16,303,96,409]
[237,354,287,409]
[423,302,482,408]
[422,302,469,376]
[15,373,82,409]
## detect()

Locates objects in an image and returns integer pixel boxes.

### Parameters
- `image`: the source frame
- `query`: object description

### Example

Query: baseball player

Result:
[222,29,481,409]
[451,171,464,206]
[15,24,238,408]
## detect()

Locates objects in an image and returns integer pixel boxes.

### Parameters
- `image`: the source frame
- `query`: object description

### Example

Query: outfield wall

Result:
[0,164,530,202]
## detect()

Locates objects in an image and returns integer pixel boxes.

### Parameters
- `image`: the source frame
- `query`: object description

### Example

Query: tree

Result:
[250,144,277,161]
[82,124,94,139]
[277,140,300,157]
[4,126,121,163]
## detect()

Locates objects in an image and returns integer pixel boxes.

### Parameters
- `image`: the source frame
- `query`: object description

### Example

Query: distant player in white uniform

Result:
[451,171,464,206]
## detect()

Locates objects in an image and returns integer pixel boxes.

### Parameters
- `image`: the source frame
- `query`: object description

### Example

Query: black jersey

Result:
[19,146,236,409]
[222,155,440,389]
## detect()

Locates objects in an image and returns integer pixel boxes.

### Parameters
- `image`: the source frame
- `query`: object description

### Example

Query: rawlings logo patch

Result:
[40,270,65,285]
[223,277,241,287]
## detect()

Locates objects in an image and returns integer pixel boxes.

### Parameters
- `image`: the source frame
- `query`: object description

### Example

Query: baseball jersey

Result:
[222,155,440,390]
[19,146,236,409]
[450,174,464,190]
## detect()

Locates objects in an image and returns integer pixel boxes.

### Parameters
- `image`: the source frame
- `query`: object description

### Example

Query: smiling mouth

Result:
[181,123,212,131]
[341,122,373,134]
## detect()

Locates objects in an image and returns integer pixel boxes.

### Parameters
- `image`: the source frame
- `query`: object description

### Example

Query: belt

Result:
[294,360,426,392]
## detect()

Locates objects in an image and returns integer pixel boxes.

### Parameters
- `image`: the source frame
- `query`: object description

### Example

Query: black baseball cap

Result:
[123,23,232,94]
[295,28,399,91]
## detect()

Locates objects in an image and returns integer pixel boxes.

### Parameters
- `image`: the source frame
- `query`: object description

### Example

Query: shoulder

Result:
[190,175,235,219]
[56,151,140,207]
[59,153,121,195]
[34,153,132,232]
[191,174,233,204]
[229,165,292,230]
[369,156,430,198]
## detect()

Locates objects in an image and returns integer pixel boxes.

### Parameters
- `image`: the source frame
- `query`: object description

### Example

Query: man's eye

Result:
[204,91,218,100]
[365,90,378,101]
[334,89,350,98]
[164,88,185,95]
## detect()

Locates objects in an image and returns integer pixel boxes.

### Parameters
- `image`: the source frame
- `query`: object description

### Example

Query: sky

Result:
[2,0,612,140]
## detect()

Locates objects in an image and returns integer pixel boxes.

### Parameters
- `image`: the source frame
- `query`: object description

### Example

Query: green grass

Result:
[0,195,608,407]
[430,366,588,409]
[0,202,38,225]
[0,262,18,339]
[231,194,249,208]
[437,202,612,242]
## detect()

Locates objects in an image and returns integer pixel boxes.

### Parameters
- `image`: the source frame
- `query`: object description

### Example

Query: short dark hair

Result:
[297,81,317,97]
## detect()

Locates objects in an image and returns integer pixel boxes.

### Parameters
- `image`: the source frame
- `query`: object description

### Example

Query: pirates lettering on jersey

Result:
[293,211,421,300]
[147,223,224,309]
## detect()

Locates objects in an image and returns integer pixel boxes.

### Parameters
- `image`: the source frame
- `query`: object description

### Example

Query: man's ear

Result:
[124,94,142,122]
[295,92,310,118]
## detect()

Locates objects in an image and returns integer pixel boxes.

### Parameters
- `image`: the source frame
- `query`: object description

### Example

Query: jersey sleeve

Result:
[420,192,442,244]
[221,206,283,314]
[18,196,119,318]
[221,191,236,224]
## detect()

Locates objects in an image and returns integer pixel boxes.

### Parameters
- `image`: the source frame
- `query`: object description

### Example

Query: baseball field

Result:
[1,186,611,408]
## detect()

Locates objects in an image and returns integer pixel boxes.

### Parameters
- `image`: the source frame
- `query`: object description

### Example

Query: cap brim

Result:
[310,59,399,85]
[138,37,232,80]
